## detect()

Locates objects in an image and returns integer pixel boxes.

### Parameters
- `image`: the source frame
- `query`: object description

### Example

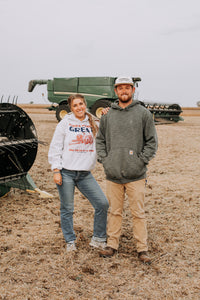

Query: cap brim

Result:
[114,83,134,87]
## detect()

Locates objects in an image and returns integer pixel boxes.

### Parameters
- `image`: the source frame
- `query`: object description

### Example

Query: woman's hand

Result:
[53,170,62,185]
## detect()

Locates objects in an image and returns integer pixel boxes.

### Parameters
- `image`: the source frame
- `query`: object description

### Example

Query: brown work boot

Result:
[99,247,116,258]
[138,251,152,264]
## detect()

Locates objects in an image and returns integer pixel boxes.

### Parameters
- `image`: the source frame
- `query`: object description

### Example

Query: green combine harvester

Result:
[28,76,183,123]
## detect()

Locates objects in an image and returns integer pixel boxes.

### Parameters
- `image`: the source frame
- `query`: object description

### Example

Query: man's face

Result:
[114,84,135,103]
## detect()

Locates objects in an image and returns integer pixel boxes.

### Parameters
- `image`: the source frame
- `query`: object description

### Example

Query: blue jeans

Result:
[57,169,109,243]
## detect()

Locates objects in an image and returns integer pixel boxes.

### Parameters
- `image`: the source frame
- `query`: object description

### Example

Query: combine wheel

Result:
[56,104,71,122]
[91,99,111,118]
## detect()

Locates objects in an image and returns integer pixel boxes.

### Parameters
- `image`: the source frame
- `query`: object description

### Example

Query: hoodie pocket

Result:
[122,150,146,179]
[103,148,146,180]
[102,150,123,179]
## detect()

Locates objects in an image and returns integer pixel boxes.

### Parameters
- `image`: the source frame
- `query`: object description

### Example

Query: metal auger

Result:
[0,102,52,198]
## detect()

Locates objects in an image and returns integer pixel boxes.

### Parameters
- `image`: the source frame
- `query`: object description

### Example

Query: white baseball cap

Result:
[114,76,134,87]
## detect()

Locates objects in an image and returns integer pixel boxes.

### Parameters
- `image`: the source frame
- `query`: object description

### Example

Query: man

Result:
[96,76,157,263]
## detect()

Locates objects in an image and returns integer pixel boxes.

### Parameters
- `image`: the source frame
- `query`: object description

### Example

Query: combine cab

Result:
[28,77,183,123]
[0,102,52,198]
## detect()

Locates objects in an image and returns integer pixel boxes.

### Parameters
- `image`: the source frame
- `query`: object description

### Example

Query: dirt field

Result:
[0,110,200,299]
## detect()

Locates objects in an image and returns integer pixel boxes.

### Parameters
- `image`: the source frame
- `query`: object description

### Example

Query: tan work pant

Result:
[106,179,148,252]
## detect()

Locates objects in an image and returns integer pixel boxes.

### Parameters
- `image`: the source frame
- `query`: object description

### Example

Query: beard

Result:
[118,94,133,103]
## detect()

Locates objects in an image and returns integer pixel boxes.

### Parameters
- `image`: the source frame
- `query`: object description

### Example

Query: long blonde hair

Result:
[68,94,98,137]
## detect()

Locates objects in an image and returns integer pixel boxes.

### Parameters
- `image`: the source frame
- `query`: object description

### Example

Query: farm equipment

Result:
[140,102,183,123]
[28,77,183,123]
[0,102,52,198]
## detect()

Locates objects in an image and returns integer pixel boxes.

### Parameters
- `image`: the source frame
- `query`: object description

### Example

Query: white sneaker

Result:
[66,241,77,252]
[89,237,107,249]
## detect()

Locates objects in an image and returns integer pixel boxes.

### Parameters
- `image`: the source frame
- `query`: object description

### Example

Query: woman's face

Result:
[70,98,87,120]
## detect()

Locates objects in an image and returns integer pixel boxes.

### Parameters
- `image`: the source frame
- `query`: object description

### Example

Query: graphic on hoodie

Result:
[70,134,93,145]
[69,123,94,152]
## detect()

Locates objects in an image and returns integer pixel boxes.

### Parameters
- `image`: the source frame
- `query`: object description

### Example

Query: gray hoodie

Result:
[96,100,158,183]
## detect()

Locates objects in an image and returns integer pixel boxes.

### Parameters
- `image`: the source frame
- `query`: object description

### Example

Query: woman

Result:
[48,94,109,252]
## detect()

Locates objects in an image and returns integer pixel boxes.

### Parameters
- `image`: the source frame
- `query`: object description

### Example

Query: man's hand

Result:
[101,107,110,115]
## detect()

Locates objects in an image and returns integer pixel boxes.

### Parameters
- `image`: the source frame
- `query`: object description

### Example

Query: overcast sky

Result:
[1,0,200,107]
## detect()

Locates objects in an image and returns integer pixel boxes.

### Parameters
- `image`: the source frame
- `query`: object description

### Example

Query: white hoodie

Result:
[48,113,97,171]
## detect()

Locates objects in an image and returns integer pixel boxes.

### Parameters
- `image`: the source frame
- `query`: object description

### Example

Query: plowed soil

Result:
[0,110,199,299]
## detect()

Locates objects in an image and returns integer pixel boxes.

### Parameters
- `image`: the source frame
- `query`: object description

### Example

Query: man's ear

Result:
[133,87,136,93]
[114,88,118,96]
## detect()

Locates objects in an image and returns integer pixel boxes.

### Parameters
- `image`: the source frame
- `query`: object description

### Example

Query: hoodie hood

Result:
[111,99,141,110]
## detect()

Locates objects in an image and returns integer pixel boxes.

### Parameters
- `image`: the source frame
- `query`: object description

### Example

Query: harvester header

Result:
[0,102,52,198]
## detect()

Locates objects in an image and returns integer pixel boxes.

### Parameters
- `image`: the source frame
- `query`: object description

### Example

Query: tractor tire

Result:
[56,104,71,122]
[91,99,111,118]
